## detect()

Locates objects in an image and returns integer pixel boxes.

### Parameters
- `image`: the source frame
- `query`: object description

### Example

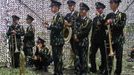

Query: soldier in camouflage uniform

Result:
[89,2,107,74]
[7,15,25,68]
[23,15,35,67]
[64,0,79,69]
[44,1,64,75]
[105,0,127,75]
[74,3,92,75]
[32,37,52,71]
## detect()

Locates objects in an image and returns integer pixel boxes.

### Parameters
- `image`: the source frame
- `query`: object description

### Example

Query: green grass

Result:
[0,68,36,75]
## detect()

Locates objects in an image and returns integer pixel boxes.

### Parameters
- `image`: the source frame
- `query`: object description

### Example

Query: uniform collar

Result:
[83,16,86,20]
[53,12,60,20]
[12,24,19,27]
[54,12,59,17]
[96,13,104,17]
[114,9,119,14]
[71,10,75,15]
[29,24,32,26]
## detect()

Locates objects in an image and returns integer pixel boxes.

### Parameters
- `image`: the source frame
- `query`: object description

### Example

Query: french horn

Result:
[63,20,72,44]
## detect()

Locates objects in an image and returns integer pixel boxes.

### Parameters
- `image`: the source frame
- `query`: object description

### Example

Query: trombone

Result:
[107,25,114,56]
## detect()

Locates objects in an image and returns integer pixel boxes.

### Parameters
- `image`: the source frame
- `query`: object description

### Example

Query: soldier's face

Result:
[68,5,75,11]
[80,10,87,16]
[51,6,59,13]
[26,19,32,24]
[96,8,104,14]
[110,2,118,11]
[13,20,19,24]
[37,43,43,48]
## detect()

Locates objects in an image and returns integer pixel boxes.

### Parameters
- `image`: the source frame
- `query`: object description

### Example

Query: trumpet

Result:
[107,25,114,56]
[14,35,19,53]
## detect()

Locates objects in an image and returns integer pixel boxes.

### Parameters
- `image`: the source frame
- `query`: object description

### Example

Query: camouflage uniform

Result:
[23,24,35,66]
[48,12,64,75]
[7,24,25,68]
[90,14,107,73]
[33,46,52,71]
[74,15,92,74]
[105,10,126,74]
[89,2,107,74]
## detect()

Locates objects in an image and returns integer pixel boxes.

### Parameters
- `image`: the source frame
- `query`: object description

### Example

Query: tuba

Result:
[63,20,72,44]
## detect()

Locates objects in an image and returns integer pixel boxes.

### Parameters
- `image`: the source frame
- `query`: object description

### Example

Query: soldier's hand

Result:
[43,21,49,25]
[74,35,79,42]
[33,56,37,60]
[106,19,113,25]
[37,44,42,50]
[96,11,100,16]
[64,20,71,27]
[39,57,42,61]
[11,30,16,35]
[75,39,79,42]
[43,21,49,28]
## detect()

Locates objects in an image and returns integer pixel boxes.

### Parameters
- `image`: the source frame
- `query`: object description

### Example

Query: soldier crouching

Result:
[32,37,52,71]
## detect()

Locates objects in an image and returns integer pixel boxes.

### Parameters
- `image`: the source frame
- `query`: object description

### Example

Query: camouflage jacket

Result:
[23,24,35,47]
[48,12,64,46]
[74,16,92,47]
[64,11,79,30]
[7,24,25,47]
[35,46,51,60]
[105,11,127,44]
[91,14,106,43]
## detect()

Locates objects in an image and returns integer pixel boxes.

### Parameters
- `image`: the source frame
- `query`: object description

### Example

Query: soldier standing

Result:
[74,3,92,75]
[23,15,35,67]
[89,2,107,74]
[7,15,25,68]
[64,0,79,69]
[44,1,64,75]
[105,0,127,75]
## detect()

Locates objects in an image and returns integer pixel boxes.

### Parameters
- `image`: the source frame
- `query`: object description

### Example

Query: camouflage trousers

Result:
[69,39,77,68]
[75,45,89,74]
[9,44,20,68]
[52,45,63,75]
[23,47,33,67]
[89,41,107,73]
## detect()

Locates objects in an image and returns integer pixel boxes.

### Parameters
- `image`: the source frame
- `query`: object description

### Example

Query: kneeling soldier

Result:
[32,37,52,71]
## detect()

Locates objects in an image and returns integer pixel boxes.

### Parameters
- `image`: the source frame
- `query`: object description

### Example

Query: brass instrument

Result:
[63,20,72,44]
[107,25,114,56]
[14,35,19,53]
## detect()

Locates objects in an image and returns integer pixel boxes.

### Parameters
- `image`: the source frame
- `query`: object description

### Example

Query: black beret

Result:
[26,15,34,21]
[80,2,90,11]
[37,37,45,44]
[12,15,20,20]
[50,0,61,7]
[95,2,106,9]
[67,0,76,5]
[110,0,122,3]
